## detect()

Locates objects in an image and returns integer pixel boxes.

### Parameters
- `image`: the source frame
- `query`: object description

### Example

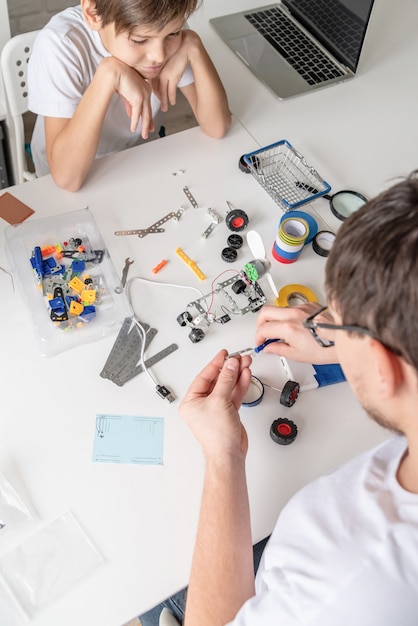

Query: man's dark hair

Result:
[325,170,418,369]
[94,0,201,33]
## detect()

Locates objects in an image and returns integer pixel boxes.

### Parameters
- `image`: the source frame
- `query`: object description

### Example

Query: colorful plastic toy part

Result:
[31,246,44,278]
[69,276,84,293]
[69,301,84,315]
[71,260,85,273]
[176,247,206,281]
[79,305,96,322]
[41,245,57,257]
[244,262,259,281]
[152,259,168,274]
[80,289,96,304]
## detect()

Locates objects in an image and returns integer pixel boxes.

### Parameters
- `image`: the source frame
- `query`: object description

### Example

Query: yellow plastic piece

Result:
[176,247,206,281]
[69,301,84,315]
[69,276,84,293]
[81,289,96,304]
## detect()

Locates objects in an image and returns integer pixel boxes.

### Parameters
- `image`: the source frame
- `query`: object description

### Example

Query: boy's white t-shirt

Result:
[28,5,194,177]
[229,435,418,625]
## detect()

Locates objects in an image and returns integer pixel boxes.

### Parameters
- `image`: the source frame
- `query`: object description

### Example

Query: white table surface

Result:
[1,0,413,619]
[189,0,418,200]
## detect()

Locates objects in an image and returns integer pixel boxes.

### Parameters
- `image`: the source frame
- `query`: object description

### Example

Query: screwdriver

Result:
[227,338,286,358]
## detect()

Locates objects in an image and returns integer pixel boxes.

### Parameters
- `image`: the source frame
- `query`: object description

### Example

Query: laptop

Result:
[210,0,375,99]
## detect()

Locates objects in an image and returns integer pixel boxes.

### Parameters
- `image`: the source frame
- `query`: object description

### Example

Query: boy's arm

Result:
[45,57,153,192]
[180,352,255,626]
[154,30,232,139]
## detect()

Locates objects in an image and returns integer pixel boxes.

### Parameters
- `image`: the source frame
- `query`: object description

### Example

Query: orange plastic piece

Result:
[152,259,168,274]
[41,245,57,257]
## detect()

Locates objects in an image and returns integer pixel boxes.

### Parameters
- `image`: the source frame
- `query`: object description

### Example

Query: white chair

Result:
[0,30,39,184]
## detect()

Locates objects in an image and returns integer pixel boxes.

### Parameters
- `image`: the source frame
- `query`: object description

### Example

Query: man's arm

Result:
[180,351,255,626]
[45,57,153,191]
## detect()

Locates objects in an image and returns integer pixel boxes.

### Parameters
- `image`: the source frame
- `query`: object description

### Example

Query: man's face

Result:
[99,17,186,79]
[331,309,401,433]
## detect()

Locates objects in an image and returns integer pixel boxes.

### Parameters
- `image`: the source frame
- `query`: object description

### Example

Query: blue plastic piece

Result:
[313,364,346,387]
[31,246,44,278]
[71,260,85,273]
[79,305,96,322]
[49,296,65,311]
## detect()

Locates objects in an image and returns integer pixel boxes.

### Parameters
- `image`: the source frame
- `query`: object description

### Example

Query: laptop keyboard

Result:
[244,6,345,86]
[289,0,365,69]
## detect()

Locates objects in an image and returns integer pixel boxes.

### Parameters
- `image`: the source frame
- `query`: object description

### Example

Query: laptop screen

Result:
[284,0,375,72]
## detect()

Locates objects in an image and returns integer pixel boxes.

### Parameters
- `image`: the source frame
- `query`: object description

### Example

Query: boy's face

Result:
[99,17,187,79]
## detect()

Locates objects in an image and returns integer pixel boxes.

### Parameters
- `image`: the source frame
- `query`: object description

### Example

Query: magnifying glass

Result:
[295,182,367,221]
[324,190,368,221]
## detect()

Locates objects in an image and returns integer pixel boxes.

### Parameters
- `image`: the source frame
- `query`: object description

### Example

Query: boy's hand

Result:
[111,58,155,138]
[150,30,200,112]
[180,350,252,462]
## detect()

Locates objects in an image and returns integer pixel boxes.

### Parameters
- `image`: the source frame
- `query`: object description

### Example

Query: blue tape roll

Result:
[272,241,303,260]
[280,210,318,244]
[242,376,265,407]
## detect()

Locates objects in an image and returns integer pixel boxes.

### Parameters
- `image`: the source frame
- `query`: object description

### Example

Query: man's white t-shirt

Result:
[28,6,194,177]
[230,435,418,625]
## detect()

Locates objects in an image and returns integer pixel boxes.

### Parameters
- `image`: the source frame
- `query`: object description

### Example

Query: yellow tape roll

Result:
[275,283,318,307]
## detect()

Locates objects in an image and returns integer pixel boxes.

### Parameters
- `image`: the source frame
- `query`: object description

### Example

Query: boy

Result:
[28,0,231,191]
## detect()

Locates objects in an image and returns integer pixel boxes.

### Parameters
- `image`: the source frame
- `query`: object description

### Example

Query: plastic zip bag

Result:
[0,472,33,531]
[0,511,104,619]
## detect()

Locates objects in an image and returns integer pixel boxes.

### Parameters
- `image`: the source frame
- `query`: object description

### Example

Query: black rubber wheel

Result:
[189,328,205,343]
[226,209,249,232]
[227,234,244,249]
[177,311,192,327]
[280,380,300,407]
[232,279,247,294]
[270,418,298,445]
[238,154,251,173]
[221,247,238,263]
[238,154,260,173]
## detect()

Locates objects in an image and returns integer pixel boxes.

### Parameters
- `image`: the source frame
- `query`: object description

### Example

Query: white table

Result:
[189,0,418,201]
[2,0,413,619]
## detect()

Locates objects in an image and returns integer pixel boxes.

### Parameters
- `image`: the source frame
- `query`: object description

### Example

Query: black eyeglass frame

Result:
[302,305,380,348]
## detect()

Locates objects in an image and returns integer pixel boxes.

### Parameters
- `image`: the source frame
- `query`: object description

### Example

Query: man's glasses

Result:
[302,305,380,348]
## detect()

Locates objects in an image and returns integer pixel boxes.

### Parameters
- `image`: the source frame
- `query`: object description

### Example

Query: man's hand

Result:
[255,303,339,364]
[180,350,252,461]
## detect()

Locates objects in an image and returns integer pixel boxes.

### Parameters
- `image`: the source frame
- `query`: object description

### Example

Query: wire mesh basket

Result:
[243,139,331,211]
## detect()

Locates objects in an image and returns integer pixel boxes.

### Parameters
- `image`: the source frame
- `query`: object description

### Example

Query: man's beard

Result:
[362,401,403,436]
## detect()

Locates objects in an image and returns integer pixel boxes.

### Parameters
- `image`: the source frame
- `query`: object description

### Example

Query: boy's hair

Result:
[94,0,201,33]
[325,170,418,370]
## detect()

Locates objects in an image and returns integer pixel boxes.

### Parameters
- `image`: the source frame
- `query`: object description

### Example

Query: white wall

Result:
[7,0,72,35]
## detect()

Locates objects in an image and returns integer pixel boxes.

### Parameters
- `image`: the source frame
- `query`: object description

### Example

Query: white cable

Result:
[126,275,209,309]
[125,275,210,386]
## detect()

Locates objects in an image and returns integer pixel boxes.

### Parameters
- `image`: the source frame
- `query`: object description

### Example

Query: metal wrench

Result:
[121,258,134,287]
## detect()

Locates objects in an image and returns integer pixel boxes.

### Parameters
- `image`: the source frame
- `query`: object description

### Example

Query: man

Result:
[177,171,418,625]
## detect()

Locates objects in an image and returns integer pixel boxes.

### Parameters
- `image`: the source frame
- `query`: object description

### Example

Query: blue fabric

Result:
[139,536,270,626]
